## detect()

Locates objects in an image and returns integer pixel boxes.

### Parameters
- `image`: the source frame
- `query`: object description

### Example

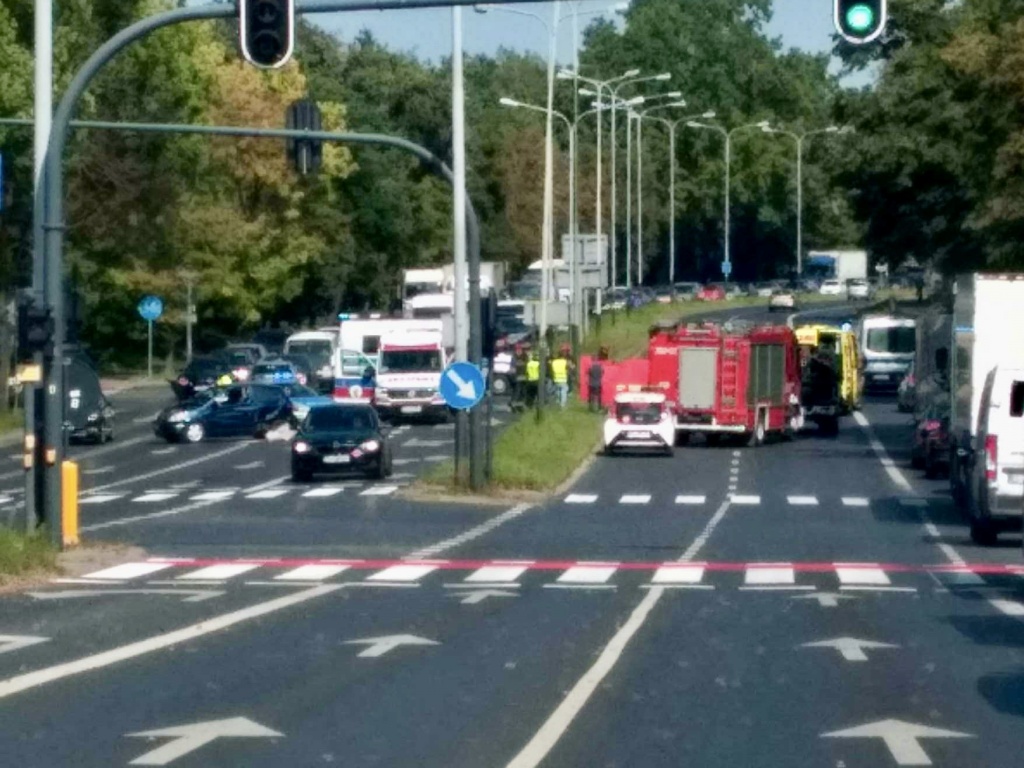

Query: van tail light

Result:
[985,434,998,481]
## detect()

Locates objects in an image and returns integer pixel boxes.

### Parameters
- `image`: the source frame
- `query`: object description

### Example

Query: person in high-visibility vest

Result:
[525,352,541,407]
[550,350,569,409]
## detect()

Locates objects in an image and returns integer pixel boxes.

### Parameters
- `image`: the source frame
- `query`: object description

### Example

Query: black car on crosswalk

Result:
[291,404,394,482]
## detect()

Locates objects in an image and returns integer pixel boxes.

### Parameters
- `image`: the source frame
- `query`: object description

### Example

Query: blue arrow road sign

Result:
[721,260,732,278]
[439,361,485,410]
[137,295,164,322]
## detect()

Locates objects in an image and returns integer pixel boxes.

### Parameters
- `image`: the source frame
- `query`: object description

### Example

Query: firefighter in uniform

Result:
[525,351,541,407]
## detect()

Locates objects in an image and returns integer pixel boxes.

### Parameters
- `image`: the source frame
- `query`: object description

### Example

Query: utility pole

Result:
[184,273,196,363]
[451,6,469,477]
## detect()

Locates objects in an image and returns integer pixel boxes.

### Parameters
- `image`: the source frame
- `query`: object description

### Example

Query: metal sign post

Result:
[137,295,163,379]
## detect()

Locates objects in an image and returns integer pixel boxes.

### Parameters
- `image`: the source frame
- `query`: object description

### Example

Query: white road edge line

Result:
[852,410,966,567]
[86,442,252,493]
[505,498,733,768]
[0,584,341,700]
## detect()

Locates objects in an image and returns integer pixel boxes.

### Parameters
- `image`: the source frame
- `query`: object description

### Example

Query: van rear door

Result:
[996,374,1024,498]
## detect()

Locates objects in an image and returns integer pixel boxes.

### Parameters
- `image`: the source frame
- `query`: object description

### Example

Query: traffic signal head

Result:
[834,0,886,44]
[286,99,323,176]
[16,295,55,361]
[240,0,295,69]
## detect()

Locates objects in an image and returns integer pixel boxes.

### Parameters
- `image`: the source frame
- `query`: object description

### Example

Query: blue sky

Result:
[314,0,842,68]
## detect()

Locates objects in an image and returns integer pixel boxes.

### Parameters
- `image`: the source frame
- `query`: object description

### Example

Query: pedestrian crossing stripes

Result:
[63,558,1024,593]
[561,493,926,509]
[0,483,405,510]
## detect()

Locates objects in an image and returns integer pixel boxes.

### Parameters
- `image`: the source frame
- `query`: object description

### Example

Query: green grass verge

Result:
[422,402,604,492]
[0,408,23,437]
[0,527,58,580]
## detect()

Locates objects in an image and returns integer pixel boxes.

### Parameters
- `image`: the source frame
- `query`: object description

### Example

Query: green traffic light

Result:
[845,4,875,32]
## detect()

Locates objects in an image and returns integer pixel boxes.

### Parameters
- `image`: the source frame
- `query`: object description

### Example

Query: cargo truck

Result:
[948,273,1024,544]
[805,249,868,283]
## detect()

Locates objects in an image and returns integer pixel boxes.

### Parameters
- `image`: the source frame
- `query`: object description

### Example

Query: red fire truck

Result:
[647,320,805,445]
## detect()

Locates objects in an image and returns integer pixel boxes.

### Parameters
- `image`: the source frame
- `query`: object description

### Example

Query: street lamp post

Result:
[685,119,770,282]
[761,124,851,276]
[634,94,682,285]
[638,107,716,285]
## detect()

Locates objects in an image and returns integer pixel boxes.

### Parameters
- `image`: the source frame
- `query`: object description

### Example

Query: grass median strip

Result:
[0,527,58,583]
[421,403,604,494]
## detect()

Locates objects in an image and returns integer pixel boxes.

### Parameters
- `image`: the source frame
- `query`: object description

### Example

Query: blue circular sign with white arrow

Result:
[137,295,164,322]
[439,361,485,410]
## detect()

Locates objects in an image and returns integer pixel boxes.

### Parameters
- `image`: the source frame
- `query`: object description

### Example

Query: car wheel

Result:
[184,423,205,443]
[970,518,999,546]
[372,457,388,480]
[675,432,690,447]
[104,424,115,443]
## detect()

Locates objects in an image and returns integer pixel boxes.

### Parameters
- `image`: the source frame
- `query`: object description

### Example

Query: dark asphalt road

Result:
[1,302,1021,768]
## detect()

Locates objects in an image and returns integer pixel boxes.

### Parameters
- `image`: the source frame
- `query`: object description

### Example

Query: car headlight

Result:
[86,412,100,422]
[359,439,380,453]
[167,411,190,423]
[292,404,309,420]
[293,440,311,454]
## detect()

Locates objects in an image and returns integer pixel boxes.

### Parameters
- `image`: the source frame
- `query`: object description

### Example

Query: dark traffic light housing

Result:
[240,0,295,69]
[17,294,55,362]
[286,99,323,176]
[834,0,886,44]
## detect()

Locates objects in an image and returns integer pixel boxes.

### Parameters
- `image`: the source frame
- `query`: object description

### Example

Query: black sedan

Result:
[154,384,291,443]
[291,404,394,482]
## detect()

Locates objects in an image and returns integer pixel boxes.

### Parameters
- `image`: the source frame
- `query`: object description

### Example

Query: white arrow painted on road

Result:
[234,460,264,470]
[800,637,899,662]
[0,635,49,655]
[822,718,973,766]
[28,589,224,603]
[82,466,116,476]
[127,716,282,765]
[792,591,856,608]
[446,368,477,399]
[344,634,439,658]
[451,588,518,605]
[404,438,450,448]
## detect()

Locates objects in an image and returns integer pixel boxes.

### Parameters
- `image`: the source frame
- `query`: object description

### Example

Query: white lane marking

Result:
[557,563,618,584]
[744,564,795,585]
[853,410,966,566]
[464,564,531,583]
[674,495,706,505]
[787,495,818,506]
[0,496,13,505]
[391,458,421,466]
[274,564,350,582]
[732,451,741,457]
[300,487,344,498]
[990,599,1024,618]
[367,564,437,582]
[178,564,260,581]
[729,467,739,476]
[729,494,760,505]
[619,495,650,505]
[360,485,398,496]
[422,455,448,463]
[407,503,533,559]
[132,492,179,504]
[842,497,870,507]
[82,466,115,476]
[835,565,891,586]
[151,447,177,455]
[82,562,174,580]
[651,565,705,584]
[245,489,288,500]
[898,497,928,508]
[190,491,236,502]
[0,585,340,701]
[564,494,597,504]
[81,475,290,532]
[88,442,250,493]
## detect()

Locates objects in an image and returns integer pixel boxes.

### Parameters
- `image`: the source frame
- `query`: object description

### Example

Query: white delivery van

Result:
[859,315,916,391]
[964,366,1024,543]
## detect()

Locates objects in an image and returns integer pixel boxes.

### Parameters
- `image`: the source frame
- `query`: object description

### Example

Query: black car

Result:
[281,353,315,387]
[170,355,231,402]
[153,384,291,443]
[64,355,115,444]
[291,403,393,481]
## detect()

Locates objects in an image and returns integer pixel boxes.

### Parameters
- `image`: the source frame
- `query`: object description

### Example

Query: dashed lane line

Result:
[86,442,252,494]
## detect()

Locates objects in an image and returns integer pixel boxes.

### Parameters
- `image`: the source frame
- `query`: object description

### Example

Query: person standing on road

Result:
[550,348,570,408]
[588,346,608,412]
[511,346,528,411]
[525,350,540,407]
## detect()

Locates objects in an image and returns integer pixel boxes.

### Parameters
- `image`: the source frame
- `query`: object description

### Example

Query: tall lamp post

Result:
[638,108,716,285]
[685,119,770,282]
[761,124,853,276]
[633,94,682,286]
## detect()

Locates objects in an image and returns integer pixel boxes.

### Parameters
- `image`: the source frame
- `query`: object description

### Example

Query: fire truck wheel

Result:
[705,434,721,447]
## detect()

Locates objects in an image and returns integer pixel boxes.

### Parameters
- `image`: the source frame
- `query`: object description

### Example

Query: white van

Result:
[964,366,1024,544]
[284,330,338,391]
[859,316,916,390]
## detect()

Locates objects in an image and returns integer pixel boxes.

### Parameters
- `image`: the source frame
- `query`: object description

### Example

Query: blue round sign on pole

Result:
[439,361,486,410]
[137,295,163,322]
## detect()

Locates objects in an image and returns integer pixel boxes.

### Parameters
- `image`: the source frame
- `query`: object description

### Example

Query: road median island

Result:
[0,528,59,590]
[409,403,604,503]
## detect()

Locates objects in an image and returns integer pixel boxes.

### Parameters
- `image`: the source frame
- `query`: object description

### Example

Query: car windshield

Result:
[866,326,916,354]
[379,349,442,373]
[287,340,333,367]
[308,407,375,432]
